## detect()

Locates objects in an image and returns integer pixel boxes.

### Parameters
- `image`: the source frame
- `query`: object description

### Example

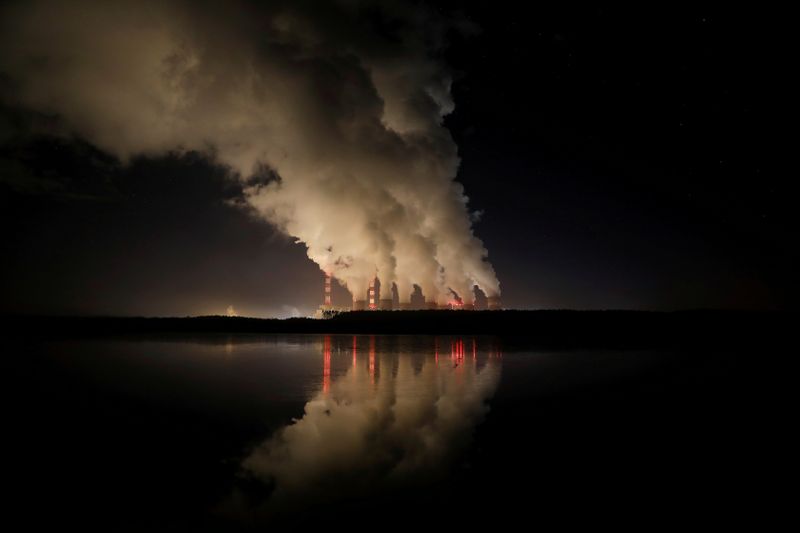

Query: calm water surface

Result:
[10,334,753,530]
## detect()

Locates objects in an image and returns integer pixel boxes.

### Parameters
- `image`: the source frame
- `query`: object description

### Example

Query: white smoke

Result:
[0,0,500,304]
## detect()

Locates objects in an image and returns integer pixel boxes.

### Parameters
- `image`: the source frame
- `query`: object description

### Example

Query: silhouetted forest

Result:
[4,310,792,349]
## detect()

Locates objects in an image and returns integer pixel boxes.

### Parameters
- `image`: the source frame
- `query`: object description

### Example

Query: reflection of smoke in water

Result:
[233,336,502,519]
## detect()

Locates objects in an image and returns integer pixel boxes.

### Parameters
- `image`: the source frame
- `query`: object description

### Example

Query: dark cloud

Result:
[0,142,323,316]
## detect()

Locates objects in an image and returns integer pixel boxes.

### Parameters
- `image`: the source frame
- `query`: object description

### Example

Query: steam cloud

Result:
[0,0,500,304]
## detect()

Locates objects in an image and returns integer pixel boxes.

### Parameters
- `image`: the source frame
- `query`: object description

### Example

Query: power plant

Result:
[317,273,502,317]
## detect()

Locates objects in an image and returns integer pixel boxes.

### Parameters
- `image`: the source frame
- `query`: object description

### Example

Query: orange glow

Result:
[352,335,357,367]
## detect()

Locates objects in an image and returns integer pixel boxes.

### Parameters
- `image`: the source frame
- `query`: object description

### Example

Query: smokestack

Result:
[487,296,502,310]
[323,272,332,308]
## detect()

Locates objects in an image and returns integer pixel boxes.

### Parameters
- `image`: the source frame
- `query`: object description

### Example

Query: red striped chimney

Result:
[324,272,332,306]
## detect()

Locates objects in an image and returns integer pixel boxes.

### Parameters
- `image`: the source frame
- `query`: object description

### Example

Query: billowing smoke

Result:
[0,0,500,304]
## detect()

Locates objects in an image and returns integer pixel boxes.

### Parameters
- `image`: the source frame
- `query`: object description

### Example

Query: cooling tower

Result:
[368,278,377,310]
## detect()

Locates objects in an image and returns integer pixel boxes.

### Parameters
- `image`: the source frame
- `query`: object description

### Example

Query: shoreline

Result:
[4,309,791,349]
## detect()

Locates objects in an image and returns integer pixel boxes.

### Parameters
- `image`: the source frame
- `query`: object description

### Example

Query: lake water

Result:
[9,334,759,530]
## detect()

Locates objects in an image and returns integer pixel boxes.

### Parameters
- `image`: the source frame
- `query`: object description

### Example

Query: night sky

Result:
[0,2,791,316]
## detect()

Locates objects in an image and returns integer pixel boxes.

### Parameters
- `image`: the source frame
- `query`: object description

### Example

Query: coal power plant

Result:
[318,272,501,316]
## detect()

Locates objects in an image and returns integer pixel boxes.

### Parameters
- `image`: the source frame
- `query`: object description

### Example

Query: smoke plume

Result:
[0,0,500,304]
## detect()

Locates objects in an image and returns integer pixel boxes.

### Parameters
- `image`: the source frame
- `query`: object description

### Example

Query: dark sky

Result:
[0,2,792,316]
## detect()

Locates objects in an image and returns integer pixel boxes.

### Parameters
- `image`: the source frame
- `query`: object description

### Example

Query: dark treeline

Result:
[4,310,792,349]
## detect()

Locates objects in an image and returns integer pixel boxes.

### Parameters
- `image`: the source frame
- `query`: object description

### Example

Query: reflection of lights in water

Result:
[451,338,466,361]
[322,335,331,394]
[237,336,501,518]
[368,335,376,385]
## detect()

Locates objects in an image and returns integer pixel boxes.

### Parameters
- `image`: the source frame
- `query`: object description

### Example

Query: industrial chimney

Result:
[323,272,332,308]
